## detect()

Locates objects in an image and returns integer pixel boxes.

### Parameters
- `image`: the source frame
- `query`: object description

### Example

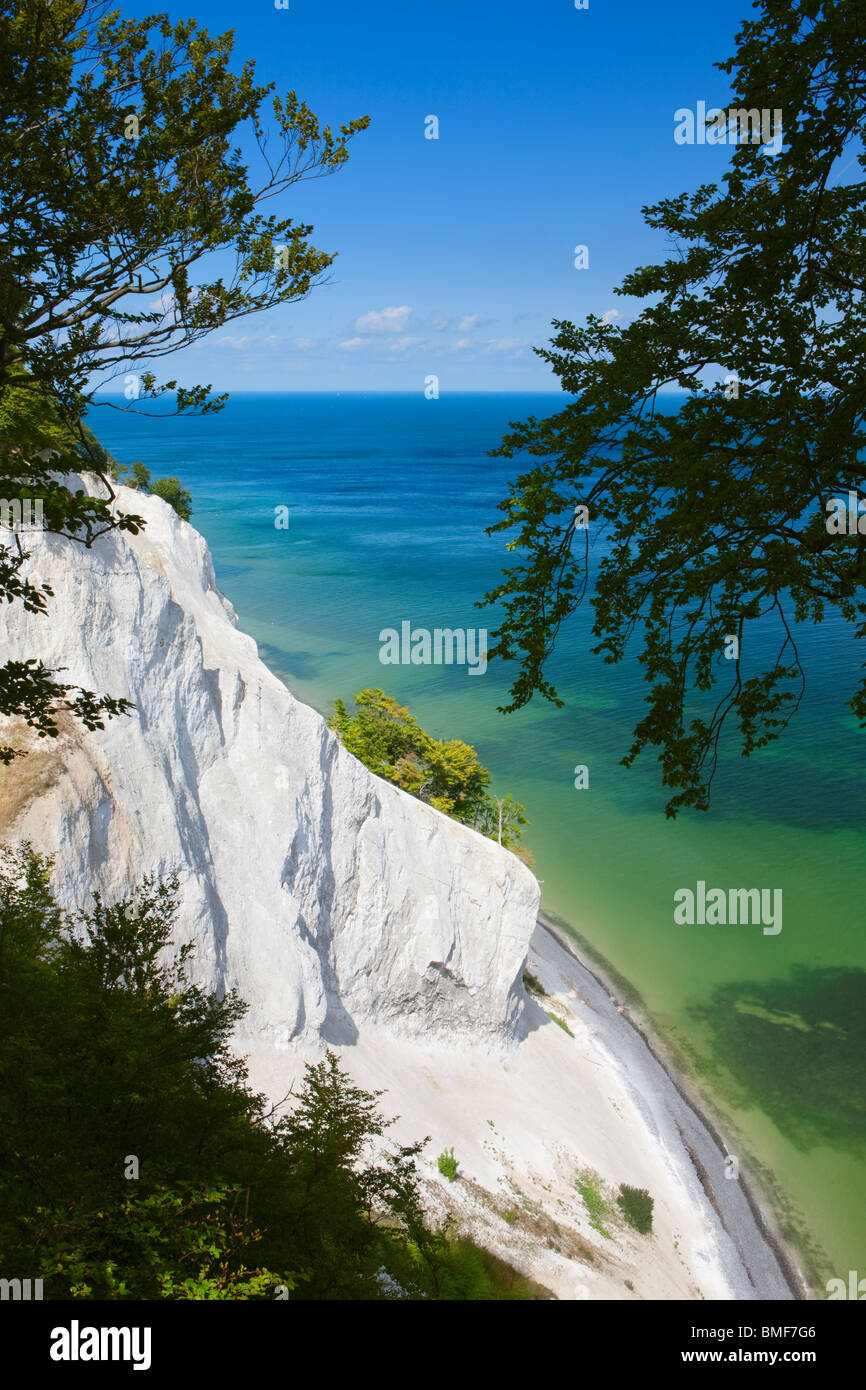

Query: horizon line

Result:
[89,386,689,398]
[89,388,568,396]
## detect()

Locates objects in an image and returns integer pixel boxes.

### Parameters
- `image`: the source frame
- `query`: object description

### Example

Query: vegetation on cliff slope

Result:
[0,846,535,1300]
[330,688,531,860]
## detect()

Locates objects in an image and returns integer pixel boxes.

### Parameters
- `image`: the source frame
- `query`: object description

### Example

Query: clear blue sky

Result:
[113,0,755,392]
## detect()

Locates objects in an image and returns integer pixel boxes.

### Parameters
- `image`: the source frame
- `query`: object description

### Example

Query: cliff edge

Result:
[0,481,538,1051]
[1,484,790,1300]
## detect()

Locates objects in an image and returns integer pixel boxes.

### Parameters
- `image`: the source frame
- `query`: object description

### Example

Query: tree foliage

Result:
[0,0,369,417]
[33,1185,293,1301]
[482,0,866,815]
[121,459,192,520]
[0,0,366,755]
[616,1184,654,1236]
[0,419,142,763]
[330,688,529,850]
[0,847,533,1300]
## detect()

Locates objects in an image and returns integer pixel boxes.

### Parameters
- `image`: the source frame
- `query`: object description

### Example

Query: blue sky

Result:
[110,0,757,392]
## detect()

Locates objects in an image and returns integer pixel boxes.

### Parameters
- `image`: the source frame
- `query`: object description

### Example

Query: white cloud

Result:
[599,309,621,325]
[451,337,471,351]
[353,304,412,334]
[340,331,422,353]
[149,291,176,314]
[214,334,252,349]
[431,313,449,331]
[458,314,480,333]
[482,337,522,354]
[293,337,314,350]
[150,288,201,315]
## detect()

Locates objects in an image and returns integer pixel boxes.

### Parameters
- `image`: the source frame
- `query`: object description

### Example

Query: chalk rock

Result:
[0,481,538,1051]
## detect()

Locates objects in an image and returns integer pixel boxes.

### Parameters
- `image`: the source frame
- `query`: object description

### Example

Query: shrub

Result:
[149,477,193,521]
[437,1147,459,1182]
[575,1169,611,1238]
[522,968,546,996]
[417,1236,534,1300]
[617,1184,654,1235]
[122,460,193,520]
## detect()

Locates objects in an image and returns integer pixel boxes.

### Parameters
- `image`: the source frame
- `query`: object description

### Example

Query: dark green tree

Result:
[0,848,532,1300]
[482,0,866,815]
[267,1051,431,1300]
[121,460,193,520]
[0,0,367,759]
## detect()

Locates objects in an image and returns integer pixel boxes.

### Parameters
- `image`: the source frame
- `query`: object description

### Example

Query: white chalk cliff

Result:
[0,480,537,1050]
[0,483,783,1300]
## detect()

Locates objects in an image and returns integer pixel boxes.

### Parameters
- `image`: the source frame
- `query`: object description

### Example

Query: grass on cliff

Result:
[576,1169,613,1238]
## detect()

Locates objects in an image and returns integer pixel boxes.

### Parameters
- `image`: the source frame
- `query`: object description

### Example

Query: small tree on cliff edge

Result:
[0,0,368,761]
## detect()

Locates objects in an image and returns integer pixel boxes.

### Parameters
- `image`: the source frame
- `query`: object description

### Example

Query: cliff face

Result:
[1,484,771,1301]
[0,482,538,1050]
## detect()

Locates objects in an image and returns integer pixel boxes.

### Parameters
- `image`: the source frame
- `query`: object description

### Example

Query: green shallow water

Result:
[92,391,866,1289]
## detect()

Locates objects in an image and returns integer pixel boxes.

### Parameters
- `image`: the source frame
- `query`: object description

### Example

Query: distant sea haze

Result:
[91,391,866,1284]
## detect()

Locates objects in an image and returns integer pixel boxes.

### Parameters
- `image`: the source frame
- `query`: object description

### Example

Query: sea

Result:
[90,390,866,1287]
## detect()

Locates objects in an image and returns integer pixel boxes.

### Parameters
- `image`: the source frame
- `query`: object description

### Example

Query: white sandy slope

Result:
[0,483,784,1299]
[244,931,783,1301]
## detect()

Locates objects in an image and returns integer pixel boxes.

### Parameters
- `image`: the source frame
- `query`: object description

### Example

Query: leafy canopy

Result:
[482,0,866,815]
[121,459,193,520]
[0,0,369,418]
[330,688,529,851]
[0,0,367,757]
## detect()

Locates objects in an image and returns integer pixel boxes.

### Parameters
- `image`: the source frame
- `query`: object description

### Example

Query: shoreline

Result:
[225,630,811,1297]
[532,911,808,1301]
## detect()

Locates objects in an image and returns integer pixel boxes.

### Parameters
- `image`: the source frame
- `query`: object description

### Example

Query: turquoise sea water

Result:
[91,391,866,1286]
